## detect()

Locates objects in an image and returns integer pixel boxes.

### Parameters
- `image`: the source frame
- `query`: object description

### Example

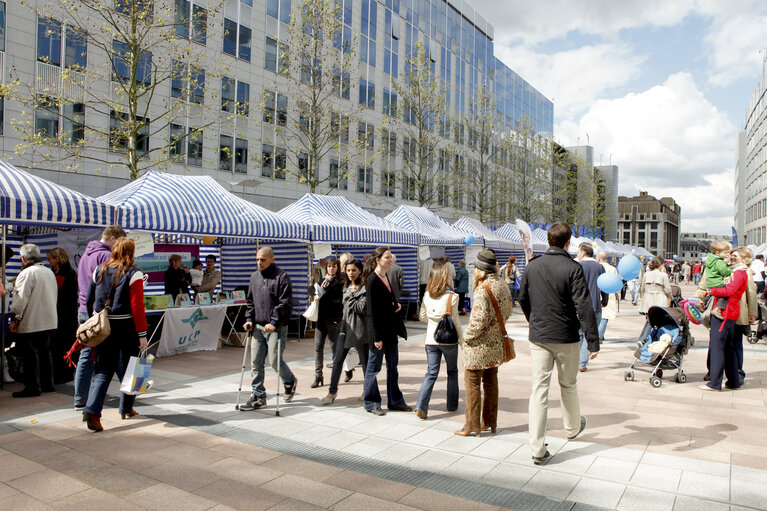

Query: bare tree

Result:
[506,115,554,224]
[10,0,235,180]
[388,40,452,207]
[261,0,365,193]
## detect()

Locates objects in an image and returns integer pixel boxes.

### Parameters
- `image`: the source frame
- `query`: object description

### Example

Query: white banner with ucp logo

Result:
[157,305,228,357]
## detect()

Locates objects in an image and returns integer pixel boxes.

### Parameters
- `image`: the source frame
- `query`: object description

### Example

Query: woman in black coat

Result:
[164,254,191,299]
[361,247,410,416]
[312,257,344,387]
[47,248,78,384]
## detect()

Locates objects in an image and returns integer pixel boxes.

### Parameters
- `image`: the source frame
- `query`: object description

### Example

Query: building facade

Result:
[618,191,681,259]
[0,0,554,221]
[738,55,767,246]
[679,232,732,262]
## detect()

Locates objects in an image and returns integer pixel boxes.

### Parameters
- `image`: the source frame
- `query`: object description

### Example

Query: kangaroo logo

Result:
[181,308,208,329]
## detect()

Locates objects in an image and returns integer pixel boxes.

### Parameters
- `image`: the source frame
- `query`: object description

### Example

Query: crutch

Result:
[273,329,281,417]
[234,331,253,410]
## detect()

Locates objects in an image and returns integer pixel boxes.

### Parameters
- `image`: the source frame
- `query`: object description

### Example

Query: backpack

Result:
[434,293,459,344]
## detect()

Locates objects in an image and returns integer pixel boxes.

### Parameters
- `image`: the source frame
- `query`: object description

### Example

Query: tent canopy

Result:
[280,194,418,246]
[100,170,308,240]
[0,161,115,228]
[453,216,519,250]
[385,205,470,246]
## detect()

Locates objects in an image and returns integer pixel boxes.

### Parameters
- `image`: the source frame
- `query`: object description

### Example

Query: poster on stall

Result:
[128,231,155,257]
[56,229,102,268]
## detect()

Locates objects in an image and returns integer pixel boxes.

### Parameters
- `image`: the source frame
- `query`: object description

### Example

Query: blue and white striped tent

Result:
[99,170,309,240]
[385,205,470,246]
[453,216,520,250]
[280,194,418,246]
[0,160,115,228]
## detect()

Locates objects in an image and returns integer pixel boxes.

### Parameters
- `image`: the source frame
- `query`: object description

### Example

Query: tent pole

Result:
[1,225,6,390]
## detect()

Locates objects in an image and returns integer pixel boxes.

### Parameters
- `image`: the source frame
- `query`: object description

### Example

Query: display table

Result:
[147,303,246,357]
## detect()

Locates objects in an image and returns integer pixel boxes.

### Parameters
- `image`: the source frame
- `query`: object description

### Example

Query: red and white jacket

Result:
[87,265,147,338]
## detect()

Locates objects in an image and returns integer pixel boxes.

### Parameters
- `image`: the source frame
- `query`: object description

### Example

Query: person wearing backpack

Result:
[415,265,463,420]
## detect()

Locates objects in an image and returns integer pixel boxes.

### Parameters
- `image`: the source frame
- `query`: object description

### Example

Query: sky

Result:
[469,0,767,235]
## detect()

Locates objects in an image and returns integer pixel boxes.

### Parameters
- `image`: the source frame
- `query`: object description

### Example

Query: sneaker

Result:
[284,380,297,403]
[74,403,86,410]
[239,396,267,411]
[532,450,552,465]
[568,416,587,440]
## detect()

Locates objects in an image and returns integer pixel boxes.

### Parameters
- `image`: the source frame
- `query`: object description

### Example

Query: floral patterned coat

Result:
[462,274,513,370]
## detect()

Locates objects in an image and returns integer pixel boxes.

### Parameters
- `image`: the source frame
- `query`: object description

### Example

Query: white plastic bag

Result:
[302,300,319,322]
[120,355,154,395]
[343,347,359,372]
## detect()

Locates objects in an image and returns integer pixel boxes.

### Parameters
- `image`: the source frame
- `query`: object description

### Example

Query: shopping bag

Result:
[302,300,319,322]
[120,355,155,395]
[343,347,359,372]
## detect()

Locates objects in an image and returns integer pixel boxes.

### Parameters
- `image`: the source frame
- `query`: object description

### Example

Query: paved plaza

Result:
[2,283,767,510]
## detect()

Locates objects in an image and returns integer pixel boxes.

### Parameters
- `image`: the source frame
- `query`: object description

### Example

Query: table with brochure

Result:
[144,291,247,358]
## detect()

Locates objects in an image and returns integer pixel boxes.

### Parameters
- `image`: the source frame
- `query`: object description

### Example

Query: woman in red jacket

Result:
[700,249,748,391]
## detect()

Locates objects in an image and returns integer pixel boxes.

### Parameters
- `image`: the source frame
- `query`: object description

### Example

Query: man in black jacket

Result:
[518,222,599,465]
[240,246,297,411]
[577,242,607,371]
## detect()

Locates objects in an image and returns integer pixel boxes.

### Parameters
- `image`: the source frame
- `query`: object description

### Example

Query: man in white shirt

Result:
[750,254,765,295]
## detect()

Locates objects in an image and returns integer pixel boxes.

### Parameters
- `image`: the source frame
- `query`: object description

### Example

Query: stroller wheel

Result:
[624,371,630,381]
[650,376,662,388]
[675,372,687,384]
[748,331,759,344]
[655,369,663,379]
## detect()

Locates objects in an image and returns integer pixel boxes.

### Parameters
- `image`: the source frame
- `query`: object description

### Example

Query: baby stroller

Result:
[624,305,693,388]
[670,285,683,308]
[748,298,767,344]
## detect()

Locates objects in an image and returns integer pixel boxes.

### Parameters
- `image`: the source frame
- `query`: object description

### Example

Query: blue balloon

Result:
[464,235,475,246]
[673,254,678,260]
[597,273,624,294]
[617,254,641,281]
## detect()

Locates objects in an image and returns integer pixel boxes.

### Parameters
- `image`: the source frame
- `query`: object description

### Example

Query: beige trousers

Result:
[528,341,581,457]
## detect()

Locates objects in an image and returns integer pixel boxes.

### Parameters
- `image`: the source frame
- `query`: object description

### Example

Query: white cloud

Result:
[469,0,695,44]
[556,73,735,233]
[494,43,645,118]
[703,14,767,87]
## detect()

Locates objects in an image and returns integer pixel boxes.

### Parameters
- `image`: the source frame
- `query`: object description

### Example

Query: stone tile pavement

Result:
[2,283,767,510]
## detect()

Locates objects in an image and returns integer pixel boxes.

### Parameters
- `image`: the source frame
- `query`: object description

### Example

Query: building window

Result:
[383,89,397,116]
[358,122,374,150]
[381,129,396,156]
[382,171,395,197]
[222,77,250,115]
[171,61,205,104]
[174,0,207,44]
[332,68,351,99]
[331,112,349,143]
[62,103,85,145]
[263,90,288,126]
[37,17,87,70]
[274,146,287,179]
[170,124,203,166]
[0,1,6,53]
[234,137,248,173]
[223,0,252,62]
[329,159,348,189]
[35,97,59,139]
[264,37,288,74]
[383,8,398,77]
[261,143,273,176]
[112,40,152,86]
[357,166,372,193]
[267,0,291,24]
[360,0,376,67]
[359,78,375,109]
[110,110,149,154]
[334,0,352,53]
[115,0,153,16]
[298,152,310,183]
[219,134,233,170]
[0,96,4,136]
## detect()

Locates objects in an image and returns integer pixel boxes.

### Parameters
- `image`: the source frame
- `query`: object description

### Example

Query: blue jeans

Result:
[415,344,458,414]
[363,342,406,410]
[598,317,608,340]
[579,310,602,368]
[74,312,125,406]
[84,319,139,417]
[250,324,295,398]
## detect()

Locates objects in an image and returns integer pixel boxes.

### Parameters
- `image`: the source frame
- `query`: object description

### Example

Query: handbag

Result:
[76,270,120,348]
[482,282,516,362]
[343,346,359,372]
[302,300,319,322]
[434,292,459,344]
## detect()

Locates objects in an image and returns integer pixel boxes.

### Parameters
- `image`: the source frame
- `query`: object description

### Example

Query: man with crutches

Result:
[238,246,297,411]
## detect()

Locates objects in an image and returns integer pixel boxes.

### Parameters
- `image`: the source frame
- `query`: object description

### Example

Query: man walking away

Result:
[9,244,58,397]
[519,222,599,465]
[240,246,297,411]
[74,225,126,408]
[577,244,607,371]
[596,251,617,343]
[387,253,405,302]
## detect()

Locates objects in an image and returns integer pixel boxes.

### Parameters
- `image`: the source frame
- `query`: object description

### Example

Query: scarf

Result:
[321,272,336,290]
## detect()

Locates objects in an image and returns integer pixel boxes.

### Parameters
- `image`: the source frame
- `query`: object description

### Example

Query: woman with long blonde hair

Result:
[82,238,148,432]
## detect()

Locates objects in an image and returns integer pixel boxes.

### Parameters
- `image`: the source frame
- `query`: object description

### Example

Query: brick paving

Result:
[2,282,767,510]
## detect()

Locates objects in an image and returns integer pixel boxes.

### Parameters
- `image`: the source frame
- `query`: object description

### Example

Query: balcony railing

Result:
[36,61,85,101]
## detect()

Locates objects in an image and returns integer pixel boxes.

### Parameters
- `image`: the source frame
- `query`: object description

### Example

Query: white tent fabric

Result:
[385,205,470,246]
[280,194,418,246]
[100,170,308,240]
[1,160,115,228]
[453,217,520,250]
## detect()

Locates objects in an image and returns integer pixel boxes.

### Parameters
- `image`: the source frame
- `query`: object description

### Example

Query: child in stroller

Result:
[625,305,693,387]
